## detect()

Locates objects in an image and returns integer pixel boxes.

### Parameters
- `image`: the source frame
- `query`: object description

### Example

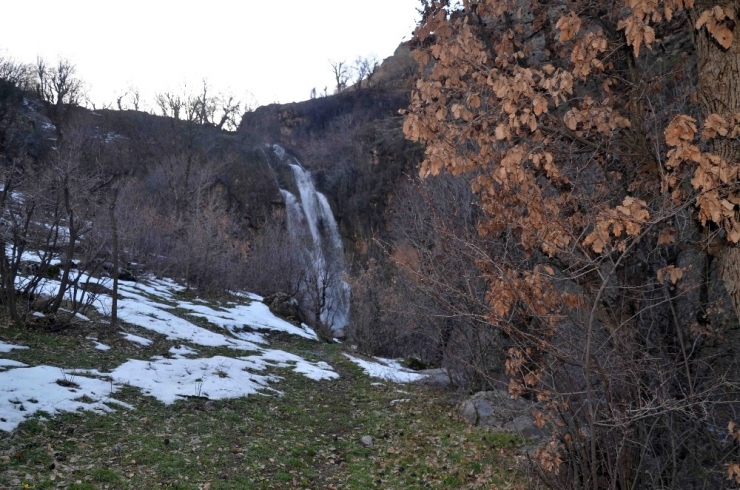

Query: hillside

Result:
[237,43,422,250]
[5,1,740,485]
[0,274,525,489]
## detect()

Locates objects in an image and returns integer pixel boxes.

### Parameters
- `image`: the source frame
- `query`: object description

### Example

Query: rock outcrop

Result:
[263,292,305,325]
[459,390,549,441]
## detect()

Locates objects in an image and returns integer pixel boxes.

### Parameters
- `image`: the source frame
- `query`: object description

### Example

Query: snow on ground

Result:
[0,359,27,371]
[0,341,28,353]
[93,284,263,351]
[115,279,317,342]
[344,354,429,383]
[0,366,132,432]
[0,272,342,431]
[86,337,111,351]
[109,356,278,405]
[176,298,319,341]
[241,349,339,381]
[168,345,198,358]
[60,308,90,322]
[121,332,153,346]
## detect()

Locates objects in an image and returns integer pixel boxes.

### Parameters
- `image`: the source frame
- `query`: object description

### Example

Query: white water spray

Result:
[273,146,349,331]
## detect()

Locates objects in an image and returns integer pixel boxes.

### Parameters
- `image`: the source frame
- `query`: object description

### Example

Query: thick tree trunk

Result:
[693,2,740,319]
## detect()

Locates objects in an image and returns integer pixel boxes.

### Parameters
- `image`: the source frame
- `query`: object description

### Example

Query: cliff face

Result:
[237,43,422,254]
[0,42,421,273]
[238,43,416,145]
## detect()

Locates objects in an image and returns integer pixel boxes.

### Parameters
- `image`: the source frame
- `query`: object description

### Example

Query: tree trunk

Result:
[109,188,119,327]
[49,183,78,313]
[693,2,740,319]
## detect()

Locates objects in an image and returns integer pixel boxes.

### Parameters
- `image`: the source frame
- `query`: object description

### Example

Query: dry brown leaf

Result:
[696,7,735,49]
[658,227,677,245]
[728,462,740,483]
[713,25,734,49]
[555,13,581,43]
[658,265,684,284]
[665,115,698,145]
[702,113,729,139]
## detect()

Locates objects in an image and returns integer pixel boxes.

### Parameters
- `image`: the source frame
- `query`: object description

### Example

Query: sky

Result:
[0,0,421,110]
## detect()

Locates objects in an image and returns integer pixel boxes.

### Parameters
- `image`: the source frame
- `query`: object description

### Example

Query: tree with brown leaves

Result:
[404,0,740,487]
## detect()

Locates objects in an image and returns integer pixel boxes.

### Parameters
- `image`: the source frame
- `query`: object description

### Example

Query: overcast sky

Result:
[0,0,420,110]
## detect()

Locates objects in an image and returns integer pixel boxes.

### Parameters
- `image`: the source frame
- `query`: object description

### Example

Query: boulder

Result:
[419,368,452,387]
[263,292,304,324]
[504,415,548,440]
[458,390,549,441]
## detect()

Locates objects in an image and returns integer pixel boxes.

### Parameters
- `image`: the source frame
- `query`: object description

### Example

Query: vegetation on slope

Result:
[0,306,526,490]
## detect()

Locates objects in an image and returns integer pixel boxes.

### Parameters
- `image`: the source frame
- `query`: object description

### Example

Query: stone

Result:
[458,389,548,441]
[473,398,501,428]
[419,368,451,387]
[460,400,478,425]
[360,435,373,447]
[263,292,304,324]
[503,415,548,440]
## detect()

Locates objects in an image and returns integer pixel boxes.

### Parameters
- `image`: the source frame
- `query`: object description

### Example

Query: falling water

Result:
[273,145,350,331]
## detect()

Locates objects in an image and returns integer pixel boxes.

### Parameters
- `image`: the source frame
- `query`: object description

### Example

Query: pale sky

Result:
[0,0,420,110]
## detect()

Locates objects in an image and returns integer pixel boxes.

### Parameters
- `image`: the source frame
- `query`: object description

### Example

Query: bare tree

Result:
[155,91,185,121]
[352,55,379,90]
[242,212,305,298]
[329,59,350,94]
[0,54,30,88]
[127,84,141,111]
[34,57,79,104]
[34,57,84,133]
[115,89,128,111]
[44,125,100,314]
[156,81,244,131]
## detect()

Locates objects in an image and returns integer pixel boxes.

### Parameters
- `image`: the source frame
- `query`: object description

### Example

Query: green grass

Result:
[0,310,528,489]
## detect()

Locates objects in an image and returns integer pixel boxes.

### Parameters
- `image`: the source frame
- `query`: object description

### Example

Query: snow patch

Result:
[241,349,339,381]
[0,341,28,353]
[121,332,153,346]
[169,345,198,358]
[0,366,126,432]
[109,356,278,405]
[86,337,111,351]
[344,354,428,383]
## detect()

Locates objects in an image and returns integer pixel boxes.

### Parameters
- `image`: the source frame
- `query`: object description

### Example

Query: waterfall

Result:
[273,145,350,331]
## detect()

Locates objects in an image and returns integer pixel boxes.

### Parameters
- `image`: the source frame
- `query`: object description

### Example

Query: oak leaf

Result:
[533,95,548,115]
[665,115,697,146]
[555,13,581,43]
[728,462,740,483]
[696,7,735,49]
[702,113,729,139]
[658,265,684,284]
[532,410,548,428]
[657,227,677,245]
[729,420,740,441]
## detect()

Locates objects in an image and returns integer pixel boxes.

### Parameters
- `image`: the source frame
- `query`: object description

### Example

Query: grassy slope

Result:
[0,309,527,489]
